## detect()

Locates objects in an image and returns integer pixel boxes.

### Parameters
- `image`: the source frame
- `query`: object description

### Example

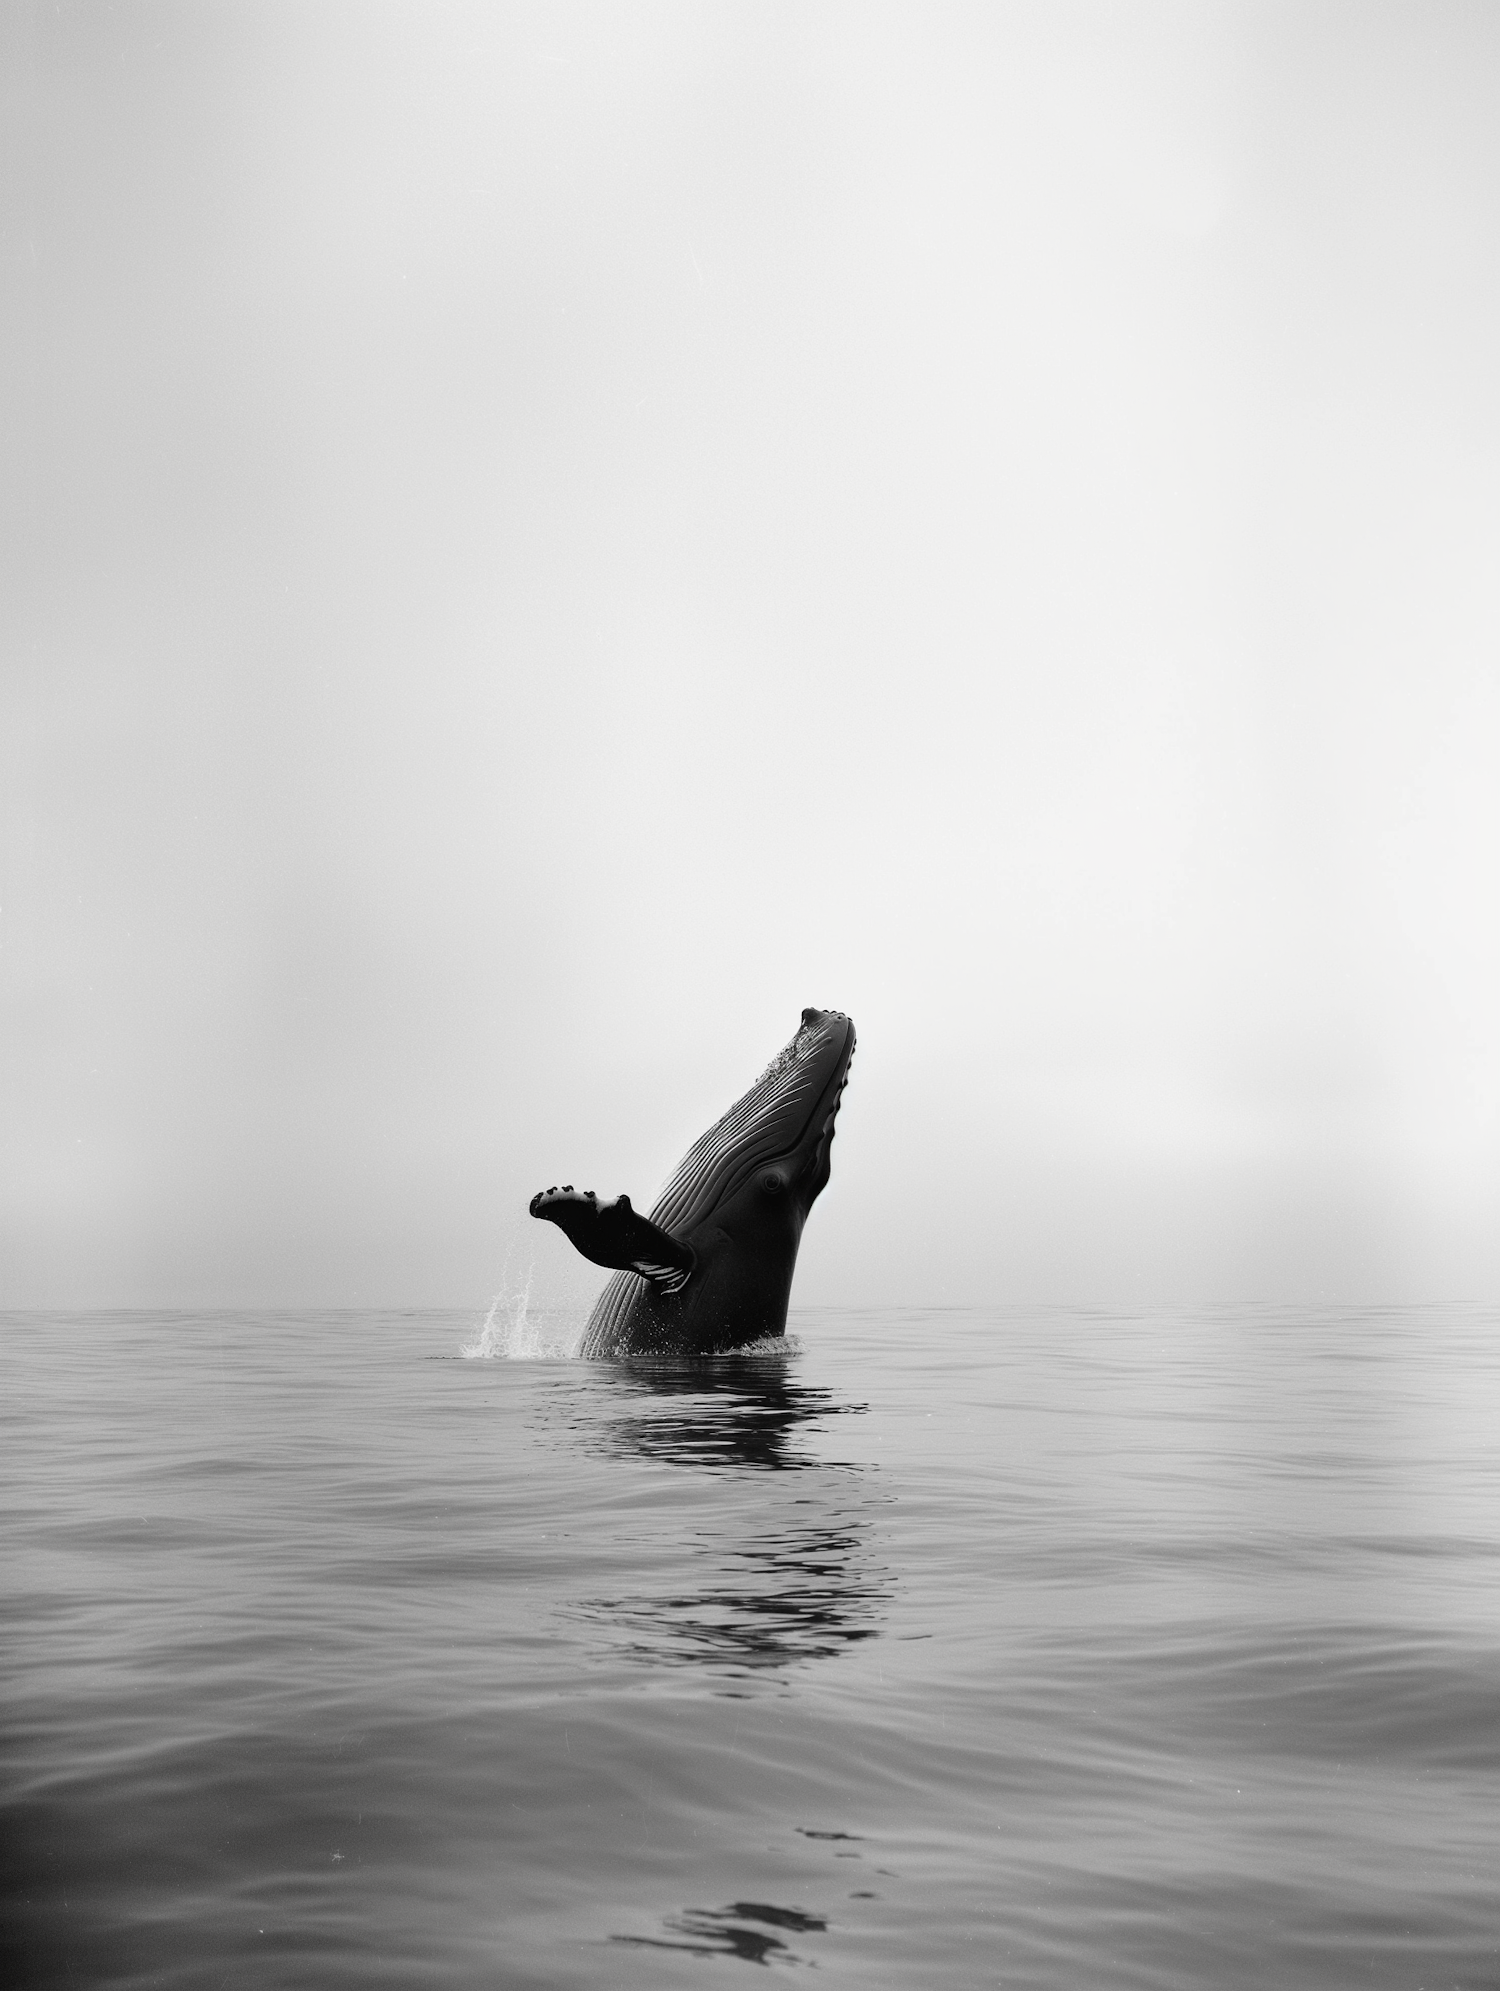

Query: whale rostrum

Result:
[529,1006,856,1357]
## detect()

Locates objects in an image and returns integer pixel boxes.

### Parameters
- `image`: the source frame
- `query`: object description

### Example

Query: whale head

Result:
[575,1006,857,1356]
[650,1007,856,1239]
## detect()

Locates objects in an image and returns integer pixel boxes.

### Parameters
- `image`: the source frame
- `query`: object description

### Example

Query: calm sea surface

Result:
[3,1303,1498,1988]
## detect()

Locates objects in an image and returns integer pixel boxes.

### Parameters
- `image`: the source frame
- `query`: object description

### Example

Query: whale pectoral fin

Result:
[627,1256,694,1297]
[528,1186,695,1292]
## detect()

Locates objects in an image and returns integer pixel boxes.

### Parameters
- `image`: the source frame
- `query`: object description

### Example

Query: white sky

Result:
[4,2,1498,1308]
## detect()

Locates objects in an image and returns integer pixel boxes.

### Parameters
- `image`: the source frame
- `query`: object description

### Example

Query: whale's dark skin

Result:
[529,1007,855,1357]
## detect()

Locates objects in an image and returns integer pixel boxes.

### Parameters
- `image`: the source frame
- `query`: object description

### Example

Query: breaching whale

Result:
[530,1007,856,1357]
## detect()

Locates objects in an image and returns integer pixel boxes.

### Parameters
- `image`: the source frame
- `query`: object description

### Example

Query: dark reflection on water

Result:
[583,1514,885,1676]
[575,1357,890,1683]
[611,1899,828,1965]
[596,1354,868,1472]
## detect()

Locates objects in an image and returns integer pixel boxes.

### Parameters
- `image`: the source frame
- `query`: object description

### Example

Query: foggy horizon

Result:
[4,2,1498,1312]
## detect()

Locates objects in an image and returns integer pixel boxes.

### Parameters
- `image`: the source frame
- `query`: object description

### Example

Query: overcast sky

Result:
[4,2,1498,1311]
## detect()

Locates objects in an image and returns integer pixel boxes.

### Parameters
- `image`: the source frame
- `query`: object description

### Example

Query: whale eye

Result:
[760,1169,786,1195]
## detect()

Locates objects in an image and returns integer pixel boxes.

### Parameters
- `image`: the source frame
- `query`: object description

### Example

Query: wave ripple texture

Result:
[3,1303,1498,1989]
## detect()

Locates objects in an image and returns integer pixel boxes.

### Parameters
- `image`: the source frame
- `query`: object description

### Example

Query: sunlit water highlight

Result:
[4,1305,1498,1987]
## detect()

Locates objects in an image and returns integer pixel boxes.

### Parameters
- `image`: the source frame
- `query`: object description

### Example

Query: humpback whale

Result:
[530,1007,856,1357]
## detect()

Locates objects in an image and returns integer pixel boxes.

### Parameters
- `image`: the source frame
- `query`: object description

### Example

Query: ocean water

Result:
[3,1302,1498,1989]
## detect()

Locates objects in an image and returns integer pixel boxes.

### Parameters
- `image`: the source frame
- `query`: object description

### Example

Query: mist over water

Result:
[5,4,1500,1310]
[5,1304,1497,1988]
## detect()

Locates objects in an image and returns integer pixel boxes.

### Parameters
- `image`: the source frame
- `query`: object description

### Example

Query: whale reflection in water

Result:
[597,1356,867,1472]
[578,1356,889,1680]
[612,1899,829,1965]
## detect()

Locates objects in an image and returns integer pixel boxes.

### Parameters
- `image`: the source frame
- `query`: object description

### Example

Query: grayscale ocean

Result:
[3,1303,1497,1989]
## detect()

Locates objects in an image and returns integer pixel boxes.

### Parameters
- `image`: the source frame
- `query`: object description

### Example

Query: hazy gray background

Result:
[4,2,1497,1310]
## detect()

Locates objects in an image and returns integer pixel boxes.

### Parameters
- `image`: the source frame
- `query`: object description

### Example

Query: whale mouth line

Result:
[802,1029,854,1143]
[756,1016,856,1187]
[651,1014,856,1233]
